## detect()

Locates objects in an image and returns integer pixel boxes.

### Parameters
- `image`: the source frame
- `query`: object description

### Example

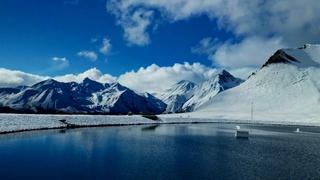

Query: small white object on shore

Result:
[235,125,249,139]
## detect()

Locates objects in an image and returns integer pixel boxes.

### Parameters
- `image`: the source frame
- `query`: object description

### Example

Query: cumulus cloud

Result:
[107,1,154,46]
[213,37,285,68]
[0,68,116,88]
[118,62,218,93]
[0,63,237,93]
[107,0,320,46]
[194,37,286,68]
[0,68,48,87]
[77,51,98,61]
[54,68,116,84]
[99,37,112,55]
[106,0,320,78]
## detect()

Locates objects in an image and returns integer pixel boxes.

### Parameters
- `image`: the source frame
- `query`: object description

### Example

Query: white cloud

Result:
[107,0,320,46]
[118,62,218,93]
[77,51,98,61]
[54,68,116,84]
[106,0,320,78]
[51,57,70,70]
[0,68,116,88]
[0,68,48,87]
[107,1,154,46]
[99,37,112,55]
[0,63,236,93]
[191,37,220,55]
[52,57,67,62]
[211,37,286,68]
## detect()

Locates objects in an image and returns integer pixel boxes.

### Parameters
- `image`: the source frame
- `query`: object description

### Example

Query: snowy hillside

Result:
[195,44,320,121]
[158,80,197,113]
[182,70,243,111]
[158,70,243,113]
[0,78,166,114]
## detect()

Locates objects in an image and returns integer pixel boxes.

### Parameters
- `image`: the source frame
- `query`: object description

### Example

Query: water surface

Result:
[0,123,320,180]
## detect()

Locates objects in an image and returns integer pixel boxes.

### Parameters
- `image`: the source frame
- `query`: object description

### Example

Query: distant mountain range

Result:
[0,78,166,114]
[1,44,319,116]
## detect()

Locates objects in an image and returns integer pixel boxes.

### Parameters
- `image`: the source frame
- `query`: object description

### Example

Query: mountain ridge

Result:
[0,78,166,115]
[196,44,320,120]
[157,69,244,113]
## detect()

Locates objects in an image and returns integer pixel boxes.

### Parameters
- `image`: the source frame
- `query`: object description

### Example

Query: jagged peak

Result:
[109,82,128,91]
[217,69,233,77]
[82,77,101,85]
[262,49,297,68]
[32,79,60,87]
[262,45,320,68]
[166,80,197,93]
[177,80,196,85]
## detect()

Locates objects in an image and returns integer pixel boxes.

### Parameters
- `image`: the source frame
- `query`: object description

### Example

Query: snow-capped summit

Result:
[158,80,197,113]
[262,44,320,68]
[196,45,320,122]
[182,69,243,111]
[157,69,243,113]
[161,80,197,99]
[78,77,105,95]
[0,78,166,114]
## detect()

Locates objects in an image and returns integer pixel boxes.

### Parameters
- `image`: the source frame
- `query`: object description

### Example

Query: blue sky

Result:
[0,0,319,92]
[0,0,231,76]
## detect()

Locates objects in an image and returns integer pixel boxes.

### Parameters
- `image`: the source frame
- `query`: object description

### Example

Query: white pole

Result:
[251,101,253,122]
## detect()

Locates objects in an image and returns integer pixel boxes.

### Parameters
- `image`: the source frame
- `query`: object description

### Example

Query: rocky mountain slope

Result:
[0,78,166,114]
[157,70,243,113]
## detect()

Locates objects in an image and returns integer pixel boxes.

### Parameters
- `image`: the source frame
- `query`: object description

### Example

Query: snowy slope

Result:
[158,80,197,113]
[182,70,243,111]
[157,70,243,113]
[196,44,320,122]
[90,83,166,114]
[0,78,166,114]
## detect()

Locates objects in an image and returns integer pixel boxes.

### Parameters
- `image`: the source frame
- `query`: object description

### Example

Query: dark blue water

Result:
[0,124,320,180]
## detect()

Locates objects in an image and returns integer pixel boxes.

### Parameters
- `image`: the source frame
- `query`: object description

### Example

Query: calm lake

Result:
[0,123,320,180]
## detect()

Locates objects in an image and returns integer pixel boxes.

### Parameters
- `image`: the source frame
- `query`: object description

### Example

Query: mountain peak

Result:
[177,80,195,85]
[218,69,233,77]
[82,77,98,84]
[262,50,297,68]
[262,45,320,68]
[45,79,58,83]
[0,78,166,114]
[80,77,104,93]
[32,79,60,88]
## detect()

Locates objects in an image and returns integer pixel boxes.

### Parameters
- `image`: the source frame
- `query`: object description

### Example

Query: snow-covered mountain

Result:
[182,70,243,111]
[196,44,320,121]
[158,80,197,113]
[0,78,166,114]
[158,70,243,113]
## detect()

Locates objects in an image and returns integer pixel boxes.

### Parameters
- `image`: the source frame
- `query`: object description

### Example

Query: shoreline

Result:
[0,113,320,135]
